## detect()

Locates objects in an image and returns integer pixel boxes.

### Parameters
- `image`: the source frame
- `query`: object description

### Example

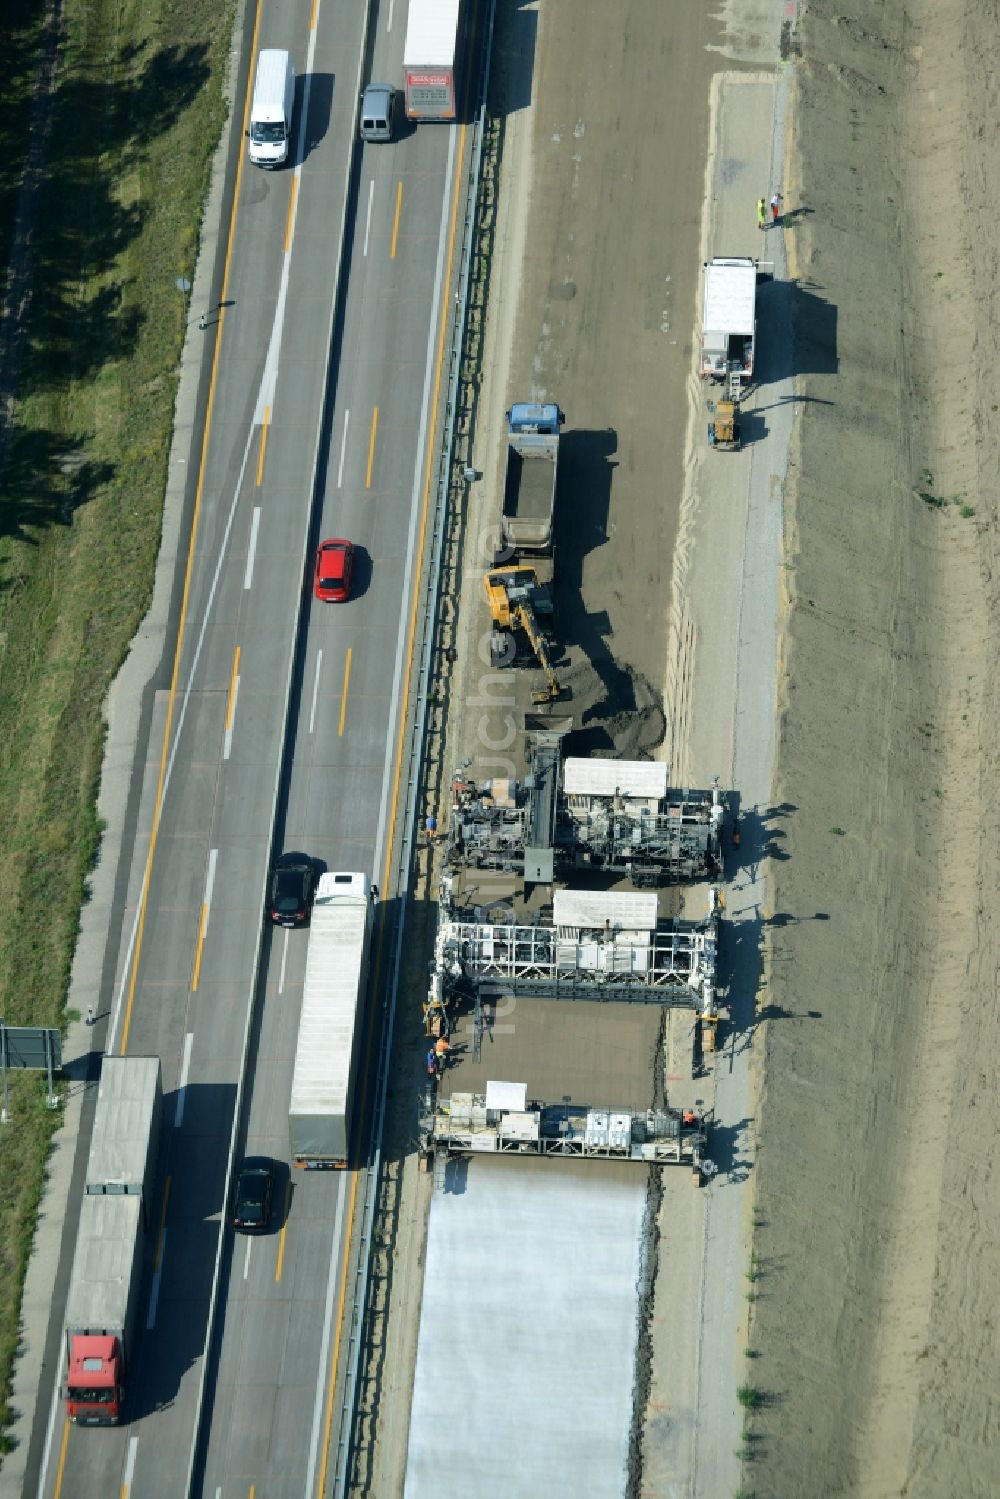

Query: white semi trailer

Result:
[289,872,377,1168]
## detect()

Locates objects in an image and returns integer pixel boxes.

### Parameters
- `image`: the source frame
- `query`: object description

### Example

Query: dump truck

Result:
[403,0,461,121]
[700,257,757,384]
[64,1056,162,1426]
[289,872,377,1168]
[499,402,564,558]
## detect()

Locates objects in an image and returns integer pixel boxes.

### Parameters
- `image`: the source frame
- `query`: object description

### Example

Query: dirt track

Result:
[749,2,1000,1493]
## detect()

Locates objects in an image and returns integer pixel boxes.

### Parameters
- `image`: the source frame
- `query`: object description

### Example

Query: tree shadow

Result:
[0,425,114,558]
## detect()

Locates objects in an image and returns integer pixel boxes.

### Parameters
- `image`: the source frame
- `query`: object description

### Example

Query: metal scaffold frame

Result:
[426,877,721,1055]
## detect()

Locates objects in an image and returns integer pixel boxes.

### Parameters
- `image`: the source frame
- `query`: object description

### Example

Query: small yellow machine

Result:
[707,399,741,451]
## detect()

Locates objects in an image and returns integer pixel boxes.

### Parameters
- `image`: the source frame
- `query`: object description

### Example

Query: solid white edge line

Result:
[304,1171,348,1494]
[122,1435,138,1489]
[278,926,290,995]
[243,505,261,590]
[363,179,375,257]
[201,848,219,937]
[337,409,350,489]
[175,1032,194,1128]
[309,649,323,734]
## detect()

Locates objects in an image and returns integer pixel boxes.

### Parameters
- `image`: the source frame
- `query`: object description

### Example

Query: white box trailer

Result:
[403,0,461,120]
[64,1056,161,1426]
[289,872,377,1168]
[700,257,757,380]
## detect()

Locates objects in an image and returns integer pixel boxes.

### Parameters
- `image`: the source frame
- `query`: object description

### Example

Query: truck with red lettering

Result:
[403,0,461,121]
[63,1056,162,1426]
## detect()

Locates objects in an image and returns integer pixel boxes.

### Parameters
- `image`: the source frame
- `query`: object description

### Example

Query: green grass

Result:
[0,0,232,1451]
[737,1383,765,1411]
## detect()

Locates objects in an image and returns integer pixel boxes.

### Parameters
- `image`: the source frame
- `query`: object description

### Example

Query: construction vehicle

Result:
[448,727,727,887]
[499,401,564,556]
[63,1056,162,1426]
[418,1080,710,1179]
[700,256,757,384]
[289,872,377,1169]
[707,397,741,451]
[425,874,722,1058]
[483,566,564,705]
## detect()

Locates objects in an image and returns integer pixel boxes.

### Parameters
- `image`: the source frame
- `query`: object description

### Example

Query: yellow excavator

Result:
[483,566,564,705]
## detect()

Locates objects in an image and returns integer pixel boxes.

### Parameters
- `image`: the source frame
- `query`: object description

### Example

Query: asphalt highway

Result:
[33,0,470,1494]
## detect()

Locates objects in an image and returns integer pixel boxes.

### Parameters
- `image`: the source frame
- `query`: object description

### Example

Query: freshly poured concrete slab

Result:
[404,1157,646,1499]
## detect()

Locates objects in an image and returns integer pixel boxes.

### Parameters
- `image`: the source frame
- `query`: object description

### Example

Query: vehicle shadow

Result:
[298,72,334,163]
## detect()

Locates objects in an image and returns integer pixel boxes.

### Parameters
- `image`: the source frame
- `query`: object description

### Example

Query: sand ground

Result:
[747,1,1000,1495]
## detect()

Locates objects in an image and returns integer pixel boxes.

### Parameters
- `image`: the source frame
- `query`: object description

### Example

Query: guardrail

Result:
[329,5,501,1492]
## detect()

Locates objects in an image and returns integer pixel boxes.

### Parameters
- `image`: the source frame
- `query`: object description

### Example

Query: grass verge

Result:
[0,0,232,1453]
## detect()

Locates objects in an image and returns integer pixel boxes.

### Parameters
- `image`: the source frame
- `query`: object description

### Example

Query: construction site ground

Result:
[359,2,782,1495]
[355,0,1000,1496]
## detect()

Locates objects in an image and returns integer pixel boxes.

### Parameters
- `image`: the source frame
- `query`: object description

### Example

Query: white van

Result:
[248,50,295,168]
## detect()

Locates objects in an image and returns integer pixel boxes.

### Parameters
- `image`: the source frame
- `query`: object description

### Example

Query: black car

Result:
[233,1157,275,1234]
[267,853,315,927]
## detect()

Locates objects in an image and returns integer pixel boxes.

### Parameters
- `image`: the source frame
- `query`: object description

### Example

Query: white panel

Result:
[703,258,757,334]
[484,1080,527,1112]
[553,888,658,932]
[562,757,667,799]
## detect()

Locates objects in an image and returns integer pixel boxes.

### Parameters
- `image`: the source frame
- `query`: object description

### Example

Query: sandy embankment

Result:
[750,2,1000,1495]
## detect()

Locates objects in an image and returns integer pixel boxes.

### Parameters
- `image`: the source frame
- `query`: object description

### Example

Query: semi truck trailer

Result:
[289,872,377,1168]
[499,401,564,557]
[64,1056,162,1426]
[403,0,461,120]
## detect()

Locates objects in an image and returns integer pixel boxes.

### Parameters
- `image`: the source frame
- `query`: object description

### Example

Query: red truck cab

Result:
[66,1334,123,1424]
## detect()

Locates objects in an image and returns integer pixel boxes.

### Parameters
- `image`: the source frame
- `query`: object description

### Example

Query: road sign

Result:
[0,1022,62,1120]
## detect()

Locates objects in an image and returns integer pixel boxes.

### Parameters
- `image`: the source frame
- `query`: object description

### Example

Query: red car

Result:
[314,538,354,602]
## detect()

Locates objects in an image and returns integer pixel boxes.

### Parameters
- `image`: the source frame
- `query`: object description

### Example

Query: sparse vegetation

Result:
[738,1383,765,1411]
[0,0,232,1451]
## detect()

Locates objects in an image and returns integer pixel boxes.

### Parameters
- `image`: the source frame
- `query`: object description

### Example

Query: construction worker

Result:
[426,1047,438,1078]
[731,817,741,849]
[434,1035,450,1061]
[756,197,767,231]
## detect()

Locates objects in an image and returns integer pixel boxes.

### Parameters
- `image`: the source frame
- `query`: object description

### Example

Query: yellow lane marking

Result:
[338,648,353,737]
[255,406,271,485]
[275,1180,293,1282]
[315,123,469,1499]
[119,0,264,1055]
[154,1177,172,1270]
[284,176,299,254]
[317,1174,360,1498]
[226,646,241,732]
[365,406,379,489]
[390,180,403,259]
[191,902,209,992]
[53,1417,70,1497]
